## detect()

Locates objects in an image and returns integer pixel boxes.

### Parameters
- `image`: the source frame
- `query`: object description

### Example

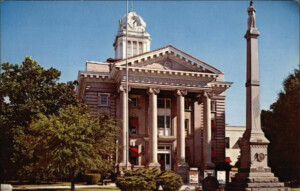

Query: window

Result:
[158,98,171,109]
[158,116,165,128]
[157,98,171,136]
[185,119,189,130]
[166,116,171,128]
[158,116,171,129]
[211,100,216,112]
[158,146,165,150]
[225,137,230,148]
[129,117,138,134]
[98,93,109,106]
[158,99,165,108]
[185,99,191,110]
[129,97,137,107]
[130,146,138,165]
[166,154,170,165]
[211,120,216,130]
[166,99,171,108]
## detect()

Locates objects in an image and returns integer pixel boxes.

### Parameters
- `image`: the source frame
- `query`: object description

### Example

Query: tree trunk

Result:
[71,172,75,191]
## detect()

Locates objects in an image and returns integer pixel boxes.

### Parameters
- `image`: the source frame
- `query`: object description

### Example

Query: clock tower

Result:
[113,12,151,59]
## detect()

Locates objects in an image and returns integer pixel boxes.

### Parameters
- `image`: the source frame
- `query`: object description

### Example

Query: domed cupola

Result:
[113,12,151,59]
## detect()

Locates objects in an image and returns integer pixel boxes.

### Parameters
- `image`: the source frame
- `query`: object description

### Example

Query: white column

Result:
[143,41,146,52]
[122,39,126,59]
[147,87,160,168]
[176,89,188,165]
[131,41,133,57]
[203,91,214,168]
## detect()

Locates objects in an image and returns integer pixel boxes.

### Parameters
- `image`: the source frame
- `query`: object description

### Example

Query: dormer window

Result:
[98,93,110,106]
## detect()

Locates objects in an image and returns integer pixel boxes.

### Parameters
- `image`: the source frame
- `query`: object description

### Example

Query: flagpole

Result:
[125,0,129,170]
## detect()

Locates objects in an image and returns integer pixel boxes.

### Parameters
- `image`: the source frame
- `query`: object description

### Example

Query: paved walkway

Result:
[13,184,116,190]
[12,183,200,190]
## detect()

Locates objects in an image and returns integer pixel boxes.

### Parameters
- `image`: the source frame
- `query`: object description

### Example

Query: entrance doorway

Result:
[158,153,171,170]
[157,145,171,170]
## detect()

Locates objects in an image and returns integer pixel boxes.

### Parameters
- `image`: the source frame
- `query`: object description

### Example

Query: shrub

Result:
[156,170,183,191]
[202,176,219,191]
[116,169,160,191]
[84,173,101,185]
[218,185,225,191]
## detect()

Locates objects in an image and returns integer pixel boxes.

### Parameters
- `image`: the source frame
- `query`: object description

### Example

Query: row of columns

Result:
[119,86,213,169]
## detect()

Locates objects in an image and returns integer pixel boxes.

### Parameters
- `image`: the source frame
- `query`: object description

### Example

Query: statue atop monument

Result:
[247,0,256,29]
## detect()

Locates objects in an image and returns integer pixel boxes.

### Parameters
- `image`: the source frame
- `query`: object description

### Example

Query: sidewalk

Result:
[12,183,200,191]
[12,183,116,190]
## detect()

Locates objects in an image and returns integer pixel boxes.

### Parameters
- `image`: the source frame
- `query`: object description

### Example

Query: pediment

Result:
[114,45,223,74]
[135,57,202,72]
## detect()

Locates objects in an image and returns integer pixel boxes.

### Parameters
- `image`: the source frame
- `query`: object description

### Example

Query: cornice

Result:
[116,66,218,78]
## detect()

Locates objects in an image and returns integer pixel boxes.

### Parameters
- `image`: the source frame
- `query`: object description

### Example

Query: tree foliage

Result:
[261,67,300,183]
[0,57,78,180]
[19,105,119,190]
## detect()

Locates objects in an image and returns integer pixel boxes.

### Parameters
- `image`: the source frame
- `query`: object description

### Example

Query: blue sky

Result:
[1,1,299,126]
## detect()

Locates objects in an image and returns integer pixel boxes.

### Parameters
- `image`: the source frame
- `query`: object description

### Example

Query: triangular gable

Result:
[133,57,202,72]
[114,45,223,74]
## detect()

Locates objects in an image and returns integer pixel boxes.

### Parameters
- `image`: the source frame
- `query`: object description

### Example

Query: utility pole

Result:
[125,0,129,170]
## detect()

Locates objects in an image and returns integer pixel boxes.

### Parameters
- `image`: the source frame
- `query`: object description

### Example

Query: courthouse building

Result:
[77,12,232,178]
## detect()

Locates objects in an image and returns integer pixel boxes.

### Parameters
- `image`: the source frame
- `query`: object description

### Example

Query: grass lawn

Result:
[11,182,120,191]
[11,189,119,191]
[291,189,300,191]
[12,182,71,188]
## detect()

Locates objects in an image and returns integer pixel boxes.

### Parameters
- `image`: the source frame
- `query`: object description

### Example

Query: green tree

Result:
[19,105,119,191]
[261,67,300,183]
[0,57,78,181]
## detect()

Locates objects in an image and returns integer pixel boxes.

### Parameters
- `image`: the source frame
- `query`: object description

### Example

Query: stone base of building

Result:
[227,170,290,191]
[176,162,189,183]
[147,162,161,169]
[118,162,132,174]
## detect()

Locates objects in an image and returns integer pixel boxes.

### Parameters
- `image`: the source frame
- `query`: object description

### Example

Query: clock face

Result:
[129,15,142,28]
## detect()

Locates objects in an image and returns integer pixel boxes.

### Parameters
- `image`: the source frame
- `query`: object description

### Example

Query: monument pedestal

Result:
[227,139,290,191]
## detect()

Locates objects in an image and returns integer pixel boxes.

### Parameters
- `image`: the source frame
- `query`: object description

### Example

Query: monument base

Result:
[227,171,290,191]
[227,139,290,191]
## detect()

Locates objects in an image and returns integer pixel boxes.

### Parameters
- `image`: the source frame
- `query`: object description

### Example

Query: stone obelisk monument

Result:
[228,1,290,190]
